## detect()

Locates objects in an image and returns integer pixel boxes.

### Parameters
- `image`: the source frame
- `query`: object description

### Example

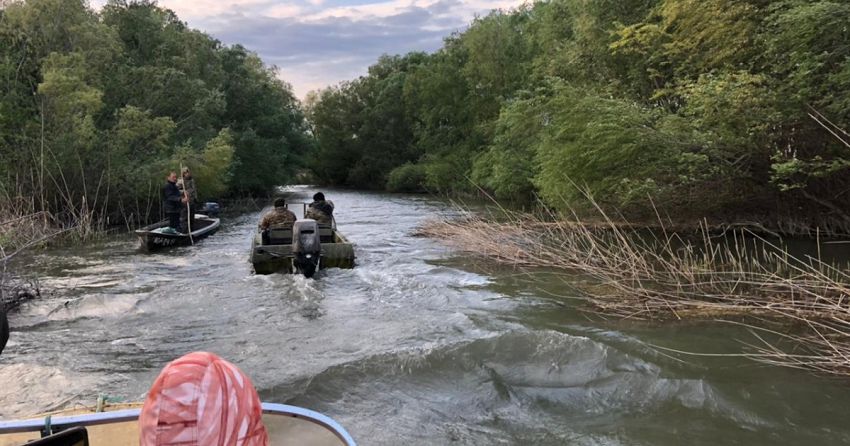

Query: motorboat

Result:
[135,213,220,252]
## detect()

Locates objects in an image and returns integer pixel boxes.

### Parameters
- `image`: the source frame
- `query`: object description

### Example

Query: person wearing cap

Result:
[139,352,269,446]
[258,197,297,230]
[304,192,334,225]
[177,167,197,233]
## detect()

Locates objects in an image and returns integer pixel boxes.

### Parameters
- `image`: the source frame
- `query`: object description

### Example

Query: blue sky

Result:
[91,0,524,99]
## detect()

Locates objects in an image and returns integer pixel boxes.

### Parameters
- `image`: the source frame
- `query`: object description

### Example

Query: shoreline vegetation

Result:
[418,202,850,377]
[0,0,311,251]
[0,194,261,312]
[308,0,850,236]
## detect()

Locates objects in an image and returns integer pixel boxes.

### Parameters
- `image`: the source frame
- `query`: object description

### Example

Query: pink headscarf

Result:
[139,352,269,446]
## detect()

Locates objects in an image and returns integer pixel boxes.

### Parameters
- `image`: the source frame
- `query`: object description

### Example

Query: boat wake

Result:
[0,363,104,419]
[274,329,771,445]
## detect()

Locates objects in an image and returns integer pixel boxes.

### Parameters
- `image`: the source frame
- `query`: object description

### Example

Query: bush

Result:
[534,84,697,211]
[386,163,428,193]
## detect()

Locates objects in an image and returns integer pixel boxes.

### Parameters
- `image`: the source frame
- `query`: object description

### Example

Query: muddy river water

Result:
[2,187,850,445]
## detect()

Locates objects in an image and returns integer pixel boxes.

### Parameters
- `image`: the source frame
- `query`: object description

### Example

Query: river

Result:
[2,187,850,445]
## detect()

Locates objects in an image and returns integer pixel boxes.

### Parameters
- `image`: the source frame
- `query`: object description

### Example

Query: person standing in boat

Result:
[305,192,334,225]
[162,171,185,232]
[177,166,197,233]
[258,197,297,230]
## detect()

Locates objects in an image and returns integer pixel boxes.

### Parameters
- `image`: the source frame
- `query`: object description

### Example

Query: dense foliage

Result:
[308,0,850,229]
[0,0,310,225]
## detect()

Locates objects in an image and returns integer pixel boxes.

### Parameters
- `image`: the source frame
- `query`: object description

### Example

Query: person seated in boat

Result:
[258,197,297,231]
[162,171,186,232]
[305,192,334,225]
[177,166,197,233]
[139,351,269,446]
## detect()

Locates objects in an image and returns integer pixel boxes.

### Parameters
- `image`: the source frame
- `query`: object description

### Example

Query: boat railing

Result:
[0,403,356,446]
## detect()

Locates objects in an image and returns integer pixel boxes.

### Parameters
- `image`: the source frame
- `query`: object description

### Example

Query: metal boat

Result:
[0,402,355,446]
[250,220,355,277]
[135,214,220,252]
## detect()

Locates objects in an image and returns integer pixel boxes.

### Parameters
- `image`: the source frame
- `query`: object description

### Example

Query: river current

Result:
[2,187,849,445]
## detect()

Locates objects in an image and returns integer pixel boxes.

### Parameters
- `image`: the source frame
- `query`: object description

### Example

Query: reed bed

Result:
[417,208,850,376]
[0,194,106,312]
[0,208,52,311]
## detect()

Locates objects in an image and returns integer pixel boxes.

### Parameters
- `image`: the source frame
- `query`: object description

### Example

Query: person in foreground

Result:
[305,192,334,225]
[139,351,269,446]
[258,197,297,230]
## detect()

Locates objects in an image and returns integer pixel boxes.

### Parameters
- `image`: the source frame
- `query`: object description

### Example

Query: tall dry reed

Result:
[418,205,850,376]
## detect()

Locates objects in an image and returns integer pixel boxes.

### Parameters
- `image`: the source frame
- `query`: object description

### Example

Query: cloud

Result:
[90,0,277,18]
[266,3,304,17]
[90,0,526,99]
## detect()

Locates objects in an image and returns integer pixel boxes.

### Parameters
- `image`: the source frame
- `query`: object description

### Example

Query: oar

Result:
[180,163,194,245]
[186,193,193,245]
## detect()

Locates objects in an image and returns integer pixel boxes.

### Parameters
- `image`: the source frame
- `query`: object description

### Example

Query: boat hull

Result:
[135,214,220,252]
[251,231,355,274]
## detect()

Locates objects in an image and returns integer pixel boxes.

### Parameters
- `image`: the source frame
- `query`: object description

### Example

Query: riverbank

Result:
[418,209,850,377]
[0,210,54,314]
[0,195,265,253]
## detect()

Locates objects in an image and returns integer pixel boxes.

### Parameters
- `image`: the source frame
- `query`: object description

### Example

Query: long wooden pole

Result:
[180,164,193,245]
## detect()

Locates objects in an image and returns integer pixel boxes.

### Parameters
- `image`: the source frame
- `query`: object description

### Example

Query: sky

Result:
[90,0,525,99]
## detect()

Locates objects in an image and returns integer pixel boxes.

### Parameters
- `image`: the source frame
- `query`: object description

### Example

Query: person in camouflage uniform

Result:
[258,197,297,230]
[305,192,334,225]
[177,167,197,233]
[177,167,197,202]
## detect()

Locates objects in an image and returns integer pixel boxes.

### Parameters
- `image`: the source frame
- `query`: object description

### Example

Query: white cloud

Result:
[90,0,274,18]
[156,0,275,19]
[279,56,370,98]
[266,3,304,18]
[302,0,513,21]
[89,0,526,99]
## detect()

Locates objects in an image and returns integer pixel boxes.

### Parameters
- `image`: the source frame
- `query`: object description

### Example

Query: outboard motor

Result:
[201,202,220,217]
[292,219,321,278]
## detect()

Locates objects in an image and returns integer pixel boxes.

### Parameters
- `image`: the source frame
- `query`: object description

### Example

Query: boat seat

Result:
[318,224,334,243]
[264,225,293,245]
[29,426,89,445]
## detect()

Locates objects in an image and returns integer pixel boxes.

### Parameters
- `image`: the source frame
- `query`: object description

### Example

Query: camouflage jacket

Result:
[305,200,334,225]
[259,207,297,229]
[177,176,197,202]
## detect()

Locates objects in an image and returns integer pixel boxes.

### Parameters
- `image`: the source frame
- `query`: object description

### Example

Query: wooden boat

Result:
[0,402,356,446]
[251,222,355,276]
[135,214,220,252]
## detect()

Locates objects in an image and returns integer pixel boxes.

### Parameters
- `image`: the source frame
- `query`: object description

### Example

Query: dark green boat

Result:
[135,214,220,252]
[250,220,355,277]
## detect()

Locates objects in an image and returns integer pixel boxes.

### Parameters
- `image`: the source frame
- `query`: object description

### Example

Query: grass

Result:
[0,194,107,311]
[417,202,850,376]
